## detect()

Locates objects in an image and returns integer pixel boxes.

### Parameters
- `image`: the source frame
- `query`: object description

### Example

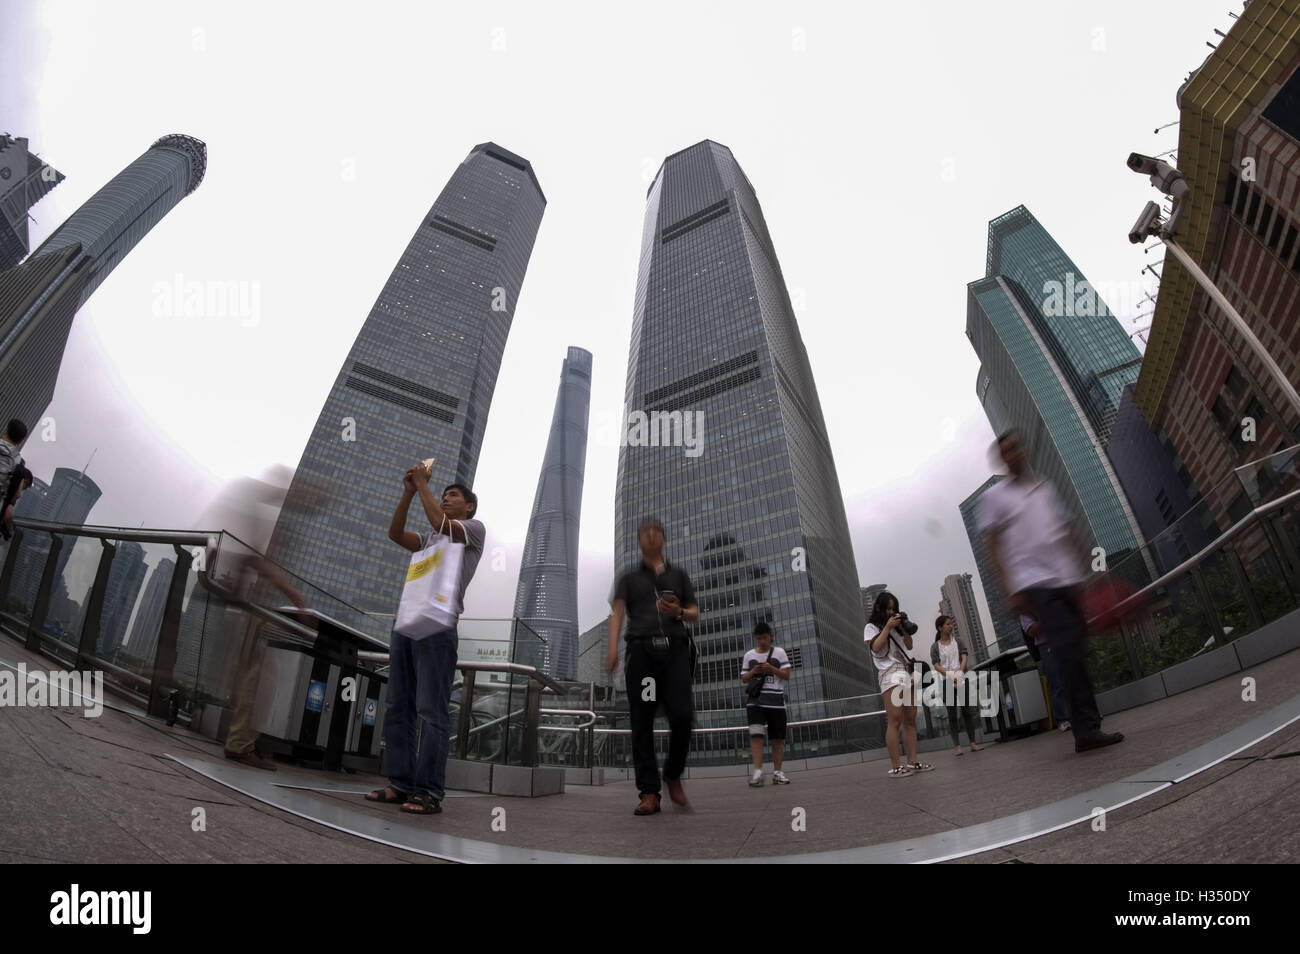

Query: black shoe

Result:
[1075,731,1124,753]
[224,747,278,771]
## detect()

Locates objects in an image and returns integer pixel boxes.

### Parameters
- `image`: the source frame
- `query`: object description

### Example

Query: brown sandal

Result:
[365,787,409,803]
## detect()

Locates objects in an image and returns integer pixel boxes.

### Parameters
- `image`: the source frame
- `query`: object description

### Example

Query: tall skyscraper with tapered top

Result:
[0,134,205,431]
[266,143,545,615]
[614,140,872,733]
[514,347,591,679]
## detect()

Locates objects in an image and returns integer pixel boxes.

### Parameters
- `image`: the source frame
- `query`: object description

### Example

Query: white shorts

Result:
[881,665,919,703]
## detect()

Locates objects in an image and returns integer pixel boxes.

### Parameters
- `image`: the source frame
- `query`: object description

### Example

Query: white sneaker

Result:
[1059,720,1072,732]
[772,770,790,784]
[749,768,763,787]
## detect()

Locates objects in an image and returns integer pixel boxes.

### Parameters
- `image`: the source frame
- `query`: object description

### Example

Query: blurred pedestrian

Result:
[1021,613,1071,731]
[983,430,1122,753]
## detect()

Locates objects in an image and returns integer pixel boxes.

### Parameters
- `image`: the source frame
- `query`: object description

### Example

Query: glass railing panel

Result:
[90,541,190,704]
[450,672,513,763]
[41,533,102,660]
[1086,622,1139,691]
[1226,519,1299,627]
[4,529,53,624]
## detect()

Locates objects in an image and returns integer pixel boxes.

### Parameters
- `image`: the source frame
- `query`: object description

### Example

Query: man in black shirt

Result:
[606,517,699,815]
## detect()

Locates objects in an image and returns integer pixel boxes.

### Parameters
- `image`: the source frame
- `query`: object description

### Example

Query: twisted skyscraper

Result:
[514,347,591,678]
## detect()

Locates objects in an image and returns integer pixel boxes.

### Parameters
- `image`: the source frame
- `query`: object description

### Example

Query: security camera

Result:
[1129,201,1162,244]
[1127,152,1189,200]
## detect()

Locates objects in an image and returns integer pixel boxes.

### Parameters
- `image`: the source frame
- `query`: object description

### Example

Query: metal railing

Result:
[0,520,564,770]
[1079,444,1300,691]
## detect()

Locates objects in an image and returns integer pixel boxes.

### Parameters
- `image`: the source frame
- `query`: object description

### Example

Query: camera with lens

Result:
[895,611,919,636]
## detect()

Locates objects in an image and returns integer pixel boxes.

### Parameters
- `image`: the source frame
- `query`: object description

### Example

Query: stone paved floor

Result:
[2,632,1297,863]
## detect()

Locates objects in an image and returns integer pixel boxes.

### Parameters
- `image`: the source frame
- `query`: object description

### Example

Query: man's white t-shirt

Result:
[978,475,1082,595]
[741,645,790,709]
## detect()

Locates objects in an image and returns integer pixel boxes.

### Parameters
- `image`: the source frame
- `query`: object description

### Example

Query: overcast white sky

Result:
[3,0,1234,662]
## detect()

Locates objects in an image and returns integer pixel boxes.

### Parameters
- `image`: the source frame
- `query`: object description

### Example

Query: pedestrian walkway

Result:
[2,635,1298,863]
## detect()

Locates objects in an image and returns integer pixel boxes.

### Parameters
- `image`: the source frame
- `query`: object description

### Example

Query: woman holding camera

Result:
[865,591,933,777]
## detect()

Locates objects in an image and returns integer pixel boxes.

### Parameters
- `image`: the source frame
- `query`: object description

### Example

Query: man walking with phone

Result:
[741,622,791,786]
[606,517,699,815]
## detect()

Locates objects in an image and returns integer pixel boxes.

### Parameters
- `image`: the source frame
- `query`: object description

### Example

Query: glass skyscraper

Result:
[266,143,545,615]
[966,206,1149,579]
[0,135,65,271]
[124,557,175,666]
[98,540,148,660]
[11,467,102,607]
[939,571,989,664]
[614,140,872,719]
[0,134,205,432]
[513,346,591,680]
[958,475,1022,653]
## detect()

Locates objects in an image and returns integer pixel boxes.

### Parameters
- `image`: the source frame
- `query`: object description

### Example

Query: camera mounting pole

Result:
[1126,152,1300,419]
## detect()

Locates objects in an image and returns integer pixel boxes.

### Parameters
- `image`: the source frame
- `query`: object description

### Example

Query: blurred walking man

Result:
[982,430,1123,753]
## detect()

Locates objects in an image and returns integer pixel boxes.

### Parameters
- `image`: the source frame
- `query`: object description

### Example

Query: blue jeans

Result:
[385,627,458,800]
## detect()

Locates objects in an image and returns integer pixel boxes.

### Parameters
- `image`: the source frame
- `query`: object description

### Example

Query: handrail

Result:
[588,707,888,736]
[13,520,213,546]
[1091,485,1300,623]
[538,708,597,730]
[354,650,567,694]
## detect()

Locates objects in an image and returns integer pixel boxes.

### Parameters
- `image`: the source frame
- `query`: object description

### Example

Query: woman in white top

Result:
[864,591,933,777]
[931,615,983,755]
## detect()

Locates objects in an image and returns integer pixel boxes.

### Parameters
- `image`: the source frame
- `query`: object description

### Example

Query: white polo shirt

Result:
[979,475,1082,595]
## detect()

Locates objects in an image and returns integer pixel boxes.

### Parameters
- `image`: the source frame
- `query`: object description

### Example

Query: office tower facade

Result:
[0,134,205,432]
[615,140,871,718]
[1136,1,1300,527]
[38,466,101,525]
[124,557,175,665]
[513,347,591,679]
[967,206,1150,582]
[939,572,988,664]
[97,540,148,659]
[12,467,102,603]
[1105,383,1212,574]
[958,475,1022,654]
[267,143,545,615]
[0,135,65,271]
[859,583,887,625]
[576,616,611,685]
[12,474,49,518]
[175,572,210,688]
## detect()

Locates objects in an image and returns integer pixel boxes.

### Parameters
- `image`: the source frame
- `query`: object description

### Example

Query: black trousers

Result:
[946,703,978,746]
[624,639,694,796]
[1024,586,1102,739]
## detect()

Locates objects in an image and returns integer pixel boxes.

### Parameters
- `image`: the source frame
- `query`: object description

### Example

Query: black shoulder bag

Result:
[746,647,774,700]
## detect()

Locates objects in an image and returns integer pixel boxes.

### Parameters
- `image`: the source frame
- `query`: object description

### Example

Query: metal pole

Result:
[1162,237,1300,419]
